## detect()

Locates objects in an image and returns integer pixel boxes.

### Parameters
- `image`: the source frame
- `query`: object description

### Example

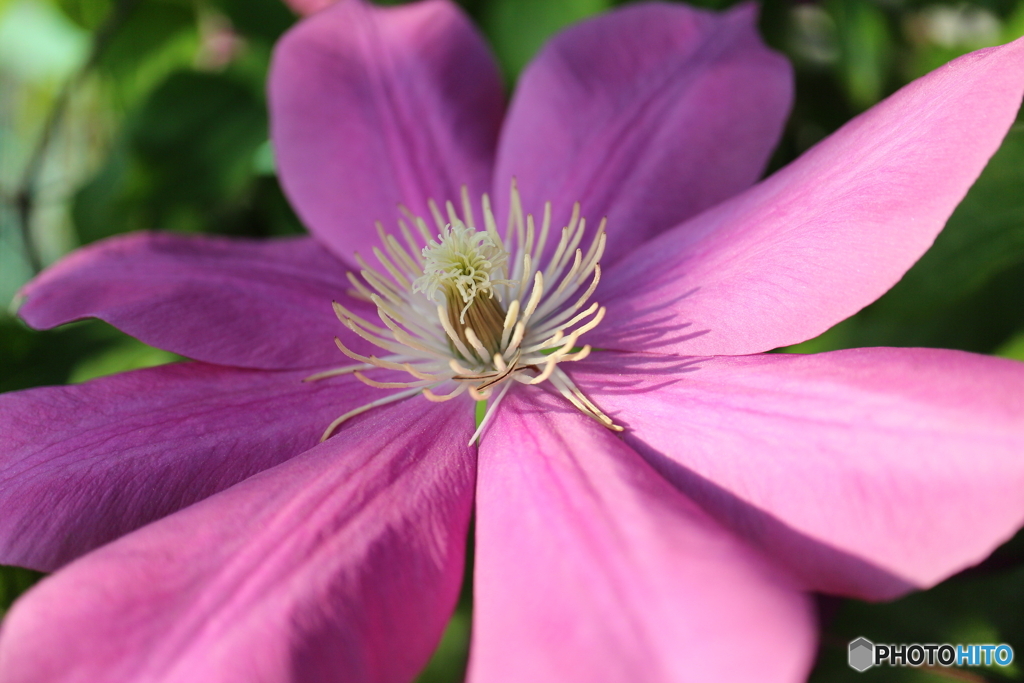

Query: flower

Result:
[2,1,1024,682]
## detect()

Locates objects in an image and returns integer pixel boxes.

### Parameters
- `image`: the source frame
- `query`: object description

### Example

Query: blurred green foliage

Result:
[812,561,1024,682]
[418,528,475,683]
[0,316,132,392]
[478,0,612,81]
[0,566,43,620]
[74,69,278,240]
[786,124,1024,355]
[2,0,1024,681]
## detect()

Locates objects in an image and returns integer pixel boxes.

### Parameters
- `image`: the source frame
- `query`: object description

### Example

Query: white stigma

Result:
[311,181,622,444]
[413,220,508,323]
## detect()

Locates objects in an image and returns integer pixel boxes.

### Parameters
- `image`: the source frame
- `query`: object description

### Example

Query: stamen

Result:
[318,182,622,442]
[468,381,512,445]
[303,364,372,382]
[461,186,476,229]
[464,327,490,362]
[423,383,469,402]
[333,301,388,336]
[397,219,425,268]
[468,385,491,401]
[428,198,446,232]
[529,357,559,385]
[437,305,477,362]
[320,386,424,442]
[353,372,434,389]
[373,246,411,289]
[520,272,545,324]
[503,322,526,360]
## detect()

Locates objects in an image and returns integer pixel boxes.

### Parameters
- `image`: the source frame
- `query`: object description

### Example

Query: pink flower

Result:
[2,1,1024,681]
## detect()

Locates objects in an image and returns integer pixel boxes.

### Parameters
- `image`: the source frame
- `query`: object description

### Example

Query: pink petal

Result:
[269,0,504,262]
[493,2,792,261]
[283,0,335,16]
[593,37,1024,356]
[0,398,474,683]
[17,232,371,370]
[0,362,383,571]
[572,349,1024,599]
[469,388,815,683]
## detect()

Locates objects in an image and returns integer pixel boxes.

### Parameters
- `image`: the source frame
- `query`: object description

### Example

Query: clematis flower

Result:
[2,1,1024,681]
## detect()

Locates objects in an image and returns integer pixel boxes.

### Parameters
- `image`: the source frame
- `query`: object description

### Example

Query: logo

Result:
[848,637,1014,672]
[848,638,874,672]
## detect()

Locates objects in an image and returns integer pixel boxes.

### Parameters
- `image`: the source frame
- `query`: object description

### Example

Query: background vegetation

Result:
[2,0,1024,680]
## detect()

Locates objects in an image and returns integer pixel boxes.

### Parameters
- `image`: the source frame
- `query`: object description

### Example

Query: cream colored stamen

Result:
[312,181,621,443]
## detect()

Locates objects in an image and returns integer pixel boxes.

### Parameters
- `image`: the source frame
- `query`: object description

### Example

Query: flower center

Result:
[310,181,622,444]
[413,221,509,356]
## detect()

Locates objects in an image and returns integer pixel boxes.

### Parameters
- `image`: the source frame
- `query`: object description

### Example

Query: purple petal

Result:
[573,349,1024,599]
[0,398,474,683]
[493,2,792,261]
[269,0,504,262]
[17,232,371,369]
[593,37,1024,356]
[469,388,815,683]
[0,362,384,571]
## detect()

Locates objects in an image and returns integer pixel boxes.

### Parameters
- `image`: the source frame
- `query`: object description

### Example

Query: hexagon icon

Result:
[848,637,875,672]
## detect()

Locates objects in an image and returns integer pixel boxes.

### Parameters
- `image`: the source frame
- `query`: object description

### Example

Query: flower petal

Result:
[469,388,815,683]
[573,349,1024,599]
[0,398,474,683]
[269,0,504,262]
[593,37,1024,356]
[0,362,382,571]
[283,0,334,16]
[17,232,371,370]
[493,2,792,261]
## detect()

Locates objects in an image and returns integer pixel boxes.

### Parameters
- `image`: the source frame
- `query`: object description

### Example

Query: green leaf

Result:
[53,0,111,31]
[811,532,1024,682]
[209,0,295,44]
[97,1,196,79]
[996,330,1024,361]
[0,0,89,81]
[881,125,1024,317]
[0,566,43,619]
[73,68,272,242]
[415,607,471,683]
[827,0,892,109]
[415,516,474,683]
[783,124,1024,354]
[72,138,150,243]
[68,338,180,383]
[0,315,127,393]
[480,0,611,82]
[133,70,266,205]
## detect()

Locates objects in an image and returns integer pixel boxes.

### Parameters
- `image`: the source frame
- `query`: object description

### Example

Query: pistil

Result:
[443,287,506,356]
[412,219,511,357]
